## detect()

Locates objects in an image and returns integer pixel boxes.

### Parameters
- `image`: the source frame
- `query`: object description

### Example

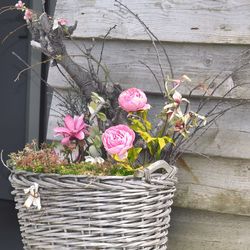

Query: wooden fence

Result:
[47,1,250,249]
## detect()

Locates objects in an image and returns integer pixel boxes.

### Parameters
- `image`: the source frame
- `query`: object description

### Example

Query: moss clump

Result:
[10,142,137,176]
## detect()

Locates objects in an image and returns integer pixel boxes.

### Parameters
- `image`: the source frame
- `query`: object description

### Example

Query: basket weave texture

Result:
[9,160,177,250]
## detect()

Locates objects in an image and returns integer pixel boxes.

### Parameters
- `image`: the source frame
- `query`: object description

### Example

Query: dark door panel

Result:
[0,1,30,249]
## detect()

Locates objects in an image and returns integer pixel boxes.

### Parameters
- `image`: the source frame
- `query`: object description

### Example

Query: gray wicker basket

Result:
[9,160,177,250]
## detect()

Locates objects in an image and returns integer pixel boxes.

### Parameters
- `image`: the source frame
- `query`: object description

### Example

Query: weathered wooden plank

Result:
[47,39,250,98]
[175,155,250,216]
[55,0,250,44]
[168,207,250,250]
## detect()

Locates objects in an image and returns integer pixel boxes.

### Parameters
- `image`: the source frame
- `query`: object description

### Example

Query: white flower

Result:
[85,156,104,164]
[23,183,41,210]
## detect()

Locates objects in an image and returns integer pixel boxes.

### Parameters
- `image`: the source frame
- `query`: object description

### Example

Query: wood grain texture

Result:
[55,0,250,44]
[168,207,250,250]
[176,155,250,216]
[47,39,250,98]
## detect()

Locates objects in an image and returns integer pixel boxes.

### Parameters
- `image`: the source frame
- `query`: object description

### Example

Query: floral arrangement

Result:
[10,78,205,176]
[4,1,241,177]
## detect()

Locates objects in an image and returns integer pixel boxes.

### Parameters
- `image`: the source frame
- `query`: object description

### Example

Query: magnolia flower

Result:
[102,124,135,159]
[54,114,87,145]
[85,156,104,164]
[118,88,151,112]
[15,1,25,10]
[24,8,32,20]
[24,183,41,210]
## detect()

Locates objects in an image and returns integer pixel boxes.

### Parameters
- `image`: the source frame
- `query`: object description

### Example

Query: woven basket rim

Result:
[9,160,177,181]
[10,169,137,180]
[10,169,177,181]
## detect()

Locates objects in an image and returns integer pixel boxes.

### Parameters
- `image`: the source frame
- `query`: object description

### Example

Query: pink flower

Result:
[173,91,182,105]
[15,1,25,10]
[24,8,32,20]
[58,18,68,26]
[102,125,135,159]
[118,88,151,112]
[174,120,185,132]
[54,114,87,145]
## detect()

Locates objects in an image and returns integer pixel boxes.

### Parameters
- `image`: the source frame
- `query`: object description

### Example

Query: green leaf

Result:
[88,101,98,114]
[145,120,152,130]
[91,92,105,103]
[97,112,107,122]
[155,138,167,160]
[147,141,155,155]
[113,154,127,162]
[139,131,154,143]
[158,137,167,151]
[129,119,146,132]
[127,147,142,163]
[163,136,175,145]
[138,110,152,130]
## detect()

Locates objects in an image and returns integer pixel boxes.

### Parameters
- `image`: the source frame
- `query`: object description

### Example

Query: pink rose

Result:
[118,88,151,112]
[102,125,135,159]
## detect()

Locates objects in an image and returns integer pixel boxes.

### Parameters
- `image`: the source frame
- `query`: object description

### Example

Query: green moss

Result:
[10,142,139,176]
[15,162,137,176]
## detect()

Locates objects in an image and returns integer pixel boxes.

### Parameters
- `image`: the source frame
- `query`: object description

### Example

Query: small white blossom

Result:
[85,156,104,164]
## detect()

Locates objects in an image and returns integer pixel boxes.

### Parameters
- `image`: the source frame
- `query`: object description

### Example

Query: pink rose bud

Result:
[102,125,135,159]
[24,8,32,20]
[15,1,25,10]
[58,18,68,26]
[118,88,151,112]
[173,91,182,105]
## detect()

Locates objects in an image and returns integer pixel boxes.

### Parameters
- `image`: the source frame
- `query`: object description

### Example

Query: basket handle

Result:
[134,160,176,182]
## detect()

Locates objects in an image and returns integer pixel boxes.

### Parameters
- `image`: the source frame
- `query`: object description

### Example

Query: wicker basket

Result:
[9,160,177,250]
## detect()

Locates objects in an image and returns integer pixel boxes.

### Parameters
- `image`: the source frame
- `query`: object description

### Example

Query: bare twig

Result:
[114,0,174,79]
[1,23,27,44]
[97,25,117,75]
[12,51,70,106]
[14,57,51,82]
[1,150,11,171]
[139,60,164,95]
